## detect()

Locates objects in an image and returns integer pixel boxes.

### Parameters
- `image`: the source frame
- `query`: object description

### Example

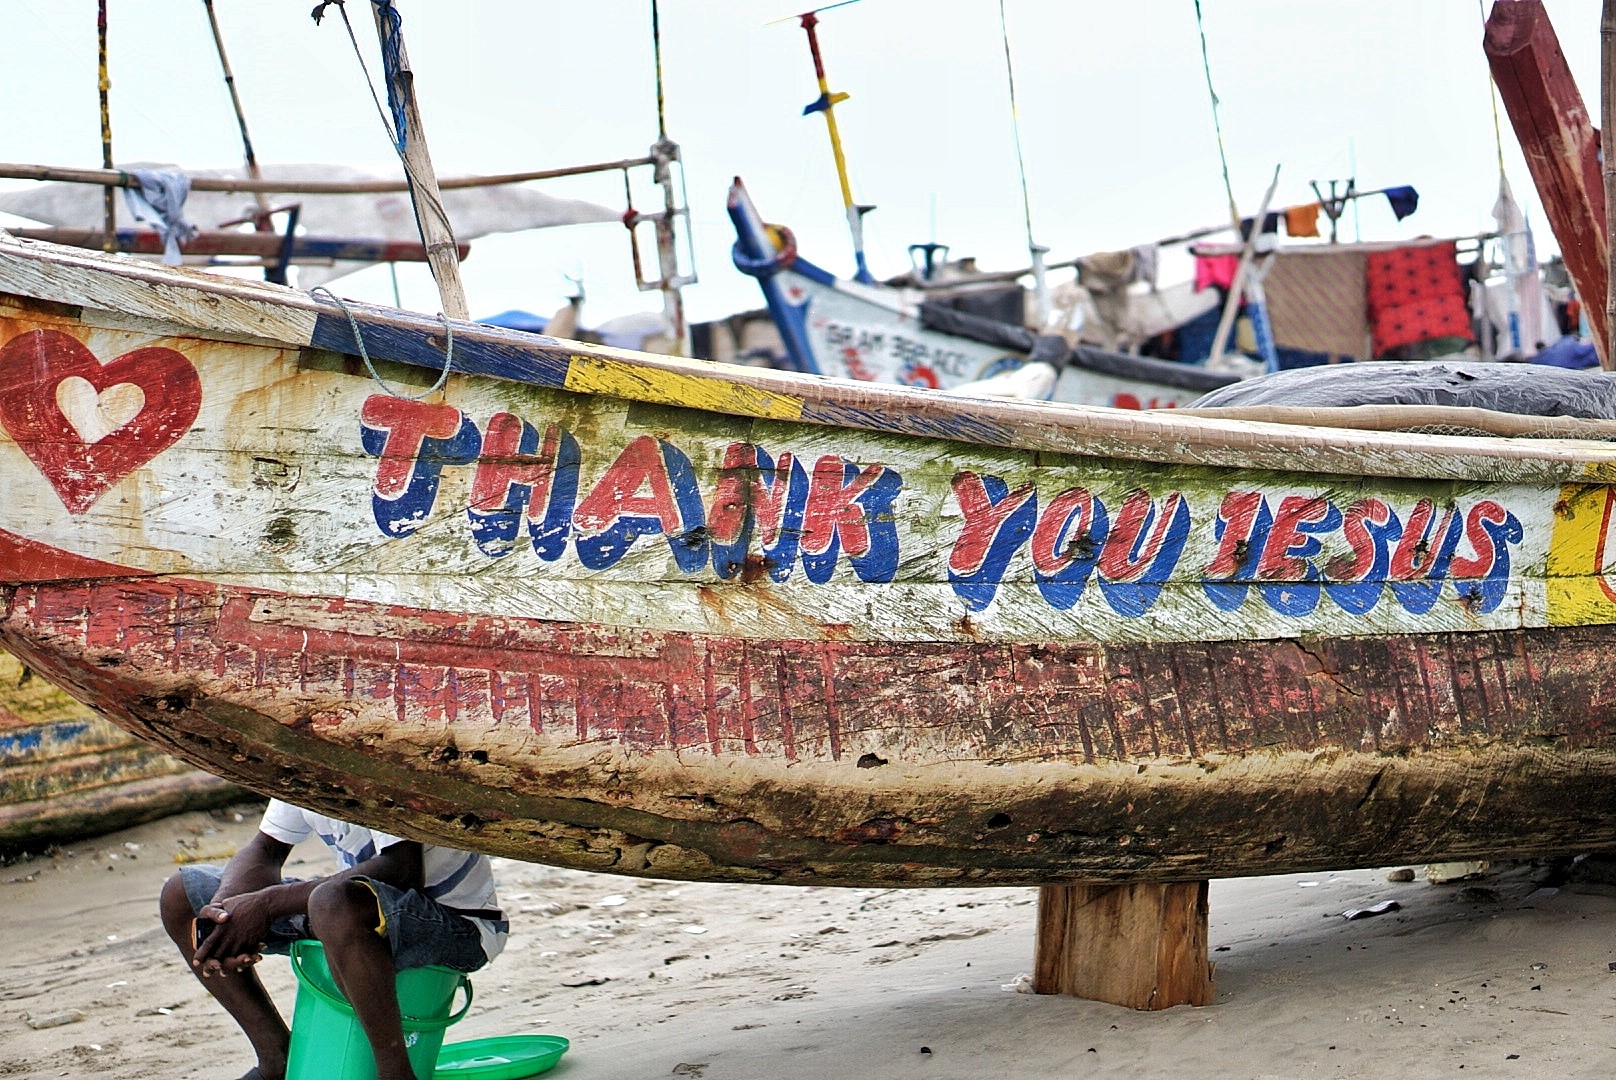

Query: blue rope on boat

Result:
[311,0,408,153]
[370,0,409,153]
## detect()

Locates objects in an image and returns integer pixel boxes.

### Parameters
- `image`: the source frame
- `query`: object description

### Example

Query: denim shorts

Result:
[180,865,492,972]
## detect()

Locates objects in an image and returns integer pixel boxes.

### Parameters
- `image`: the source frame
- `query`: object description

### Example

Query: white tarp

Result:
[0,161,621,287]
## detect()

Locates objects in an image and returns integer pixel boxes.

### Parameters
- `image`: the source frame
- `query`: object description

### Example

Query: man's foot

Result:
[237,1067,282,1080]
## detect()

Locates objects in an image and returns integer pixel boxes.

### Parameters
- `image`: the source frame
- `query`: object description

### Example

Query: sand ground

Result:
[2,803,1614,1079]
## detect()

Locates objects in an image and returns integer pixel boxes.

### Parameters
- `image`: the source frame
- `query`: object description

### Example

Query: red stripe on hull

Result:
[5,563,1616,883]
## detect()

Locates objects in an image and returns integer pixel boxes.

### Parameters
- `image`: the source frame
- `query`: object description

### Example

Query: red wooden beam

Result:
[1485,0,1610,367]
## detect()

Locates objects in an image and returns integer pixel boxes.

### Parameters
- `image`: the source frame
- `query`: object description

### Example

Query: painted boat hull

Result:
[4,233,1616,883]
[0,648,240,852]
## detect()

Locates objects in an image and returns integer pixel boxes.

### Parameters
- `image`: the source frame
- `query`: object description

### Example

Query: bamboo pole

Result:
[1208,166,1281,368]
[201,0,272,227]
[96,1,115,252]
[1604,0,1616,367]
[0,158,653,196]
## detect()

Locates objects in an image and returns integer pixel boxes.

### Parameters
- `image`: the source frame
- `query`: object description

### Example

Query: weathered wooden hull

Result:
[0,648,239,853]
[4,232,1616,883]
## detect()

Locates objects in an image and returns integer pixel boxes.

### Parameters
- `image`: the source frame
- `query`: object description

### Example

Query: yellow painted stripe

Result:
[564,354,804,421]
[1546,482,1616,625]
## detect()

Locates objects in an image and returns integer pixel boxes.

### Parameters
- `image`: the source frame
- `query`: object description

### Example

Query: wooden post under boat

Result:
[1485,0,1610,366]
[1034,882,1215,1008]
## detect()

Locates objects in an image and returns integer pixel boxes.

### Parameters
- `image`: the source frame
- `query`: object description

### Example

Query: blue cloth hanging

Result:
[1383,185,1419,222]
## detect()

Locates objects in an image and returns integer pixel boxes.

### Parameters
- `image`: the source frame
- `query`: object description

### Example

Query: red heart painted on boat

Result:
[0,329,202,514]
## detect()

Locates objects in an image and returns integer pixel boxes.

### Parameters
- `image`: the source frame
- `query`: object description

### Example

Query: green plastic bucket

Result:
[285,939,473,1080]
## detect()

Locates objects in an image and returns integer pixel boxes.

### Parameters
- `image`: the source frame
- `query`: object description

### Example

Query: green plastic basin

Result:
[434,1035,570,1079]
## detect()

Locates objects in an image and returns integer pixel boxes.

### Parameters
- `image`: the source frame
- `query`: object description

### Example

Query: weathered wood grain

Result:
[0,649,239,851]
[5,235,1616,883]
[1034,882,1214,1007]
[1486,0,1609,363]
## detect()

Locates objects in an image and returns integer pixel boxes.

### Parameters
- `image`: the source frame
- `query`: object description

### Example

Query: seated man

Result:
[159,800,507,1080]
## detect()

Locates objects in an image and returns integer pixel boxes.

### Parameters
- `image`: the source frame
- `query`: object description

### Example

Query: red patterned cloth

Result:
[1365,241,1474,355]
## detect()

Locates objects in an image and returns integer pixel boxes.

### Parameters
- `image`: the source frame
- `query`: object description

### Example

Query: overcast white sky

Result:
[0,1,1605,327]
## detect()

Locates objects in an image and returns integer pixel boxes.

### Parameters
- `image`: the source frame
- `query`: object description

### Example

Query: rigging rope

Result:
[311,287,455,400]
[997,0,1036,253]
[310,0,461,320]
[1192,0,1241,227]
[312,1,406,151]
[1477,0,1509,178]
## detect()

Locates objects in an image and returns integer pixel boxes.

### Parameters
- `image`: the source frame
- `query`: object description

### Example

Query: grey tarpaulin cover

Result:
[1191,361,1616,420]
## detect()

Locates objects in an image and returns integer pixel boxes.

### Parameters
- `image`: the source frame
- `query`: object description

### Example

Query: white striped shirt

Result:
[259,800,506,961]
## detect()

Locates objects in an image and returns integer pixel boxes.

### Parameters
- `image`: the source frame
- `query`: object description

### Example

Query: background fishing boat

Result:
[727,176,1240,407]
[0,648,239,854]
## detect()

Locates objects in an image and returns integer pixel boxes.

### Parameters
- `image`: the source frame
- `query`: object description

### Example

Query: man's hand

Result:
[192,890,277,977]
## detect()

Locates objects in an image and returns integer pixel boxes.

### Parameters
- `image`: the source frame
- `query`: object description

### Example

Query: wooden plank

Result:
[1485,0,1609,365]
[6,232,1616,485]
[7,227,469,263]
[1033,882,1214,1008]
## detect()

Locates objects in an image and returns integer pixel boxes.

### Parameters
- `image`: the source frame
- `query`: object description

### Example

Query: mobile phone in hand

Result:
[192,917,216,951]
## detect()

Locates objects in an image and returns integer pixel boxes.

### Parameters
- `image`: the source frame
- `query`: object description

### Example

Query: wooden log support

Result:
[1485,0,1610,366]
[1033,882,1214,1009]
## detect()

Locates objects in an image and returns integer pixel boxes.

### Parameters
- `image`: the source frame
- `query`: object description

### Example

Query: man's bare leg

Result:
[307,878,416,1080]
[159,873,289,1080]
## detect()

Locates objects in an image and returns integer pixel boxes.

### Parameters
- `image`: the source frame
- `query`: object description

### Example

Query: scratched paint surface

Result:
[3,309,1616,647]
[7,294,1616,880]
[0,648,237,848]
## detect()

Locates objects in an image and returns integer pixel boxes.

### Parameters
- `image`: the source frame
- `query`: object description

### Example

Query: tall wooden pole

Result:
[1485,0,1610,367]
[96,1,116,252]
[202,0,273,229]
[372,3,468,320]
[1603,0,1616,367]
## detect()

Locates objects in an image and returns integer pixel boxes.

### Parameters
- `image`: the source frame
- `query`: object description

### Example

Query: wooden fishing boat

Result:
[0,647,239,853]
[728,177,1239,408]
[4,223,1616,888]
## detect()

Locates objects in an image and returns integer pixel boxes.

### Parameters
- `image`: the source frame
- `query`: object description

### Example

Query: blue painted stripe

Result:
[311,312,573,388]
[0,720,97,762]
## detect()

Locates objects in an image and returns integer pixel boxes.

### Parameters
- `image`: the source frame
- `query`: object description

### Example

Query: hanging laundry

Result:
[1365,240,1474,356]
[1128,244,1159,287]
[1194,253,1240,293]
[121,170,198,264]
[1238,213,1282,240]
[1284,202,1321,238]
[1265,248,1370,358]
[1382,185,1419,222]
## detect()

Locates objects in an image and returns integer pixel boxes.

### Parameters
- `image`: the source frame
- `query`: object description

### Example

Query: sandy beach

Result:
[2,802,1614,1079]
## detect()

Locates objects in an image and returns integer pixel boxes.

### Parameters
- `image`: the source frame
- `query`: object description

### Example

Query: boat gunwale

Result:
[5,229,1616,486]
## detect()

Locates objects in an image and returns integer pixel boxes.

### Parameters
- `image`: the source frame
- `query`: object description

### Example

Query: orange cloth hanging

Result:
[1284,203,1322,238]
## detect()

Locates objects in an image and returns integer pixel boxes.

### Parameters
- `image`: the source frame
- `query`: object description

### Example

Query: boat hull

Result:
[5,235,1616,883]
[6,573,1616,884]
[0,648,239,853]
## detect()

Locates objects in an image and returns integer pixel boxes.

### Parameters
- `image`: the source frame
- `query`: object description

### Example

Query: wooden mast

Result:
[1603,0,1616,367]
[1485,0,1610,367]
[370,2,468,321]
